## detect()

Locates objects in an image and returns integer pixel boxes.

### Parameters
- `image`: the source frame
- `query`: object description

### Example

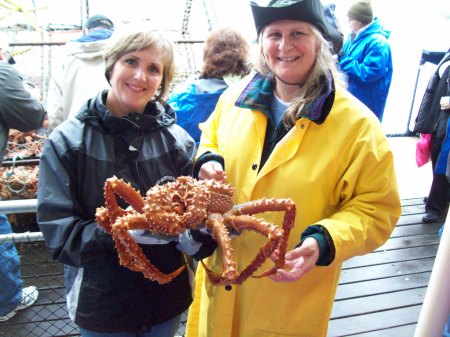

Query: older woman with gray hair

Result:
[185,1,401,336]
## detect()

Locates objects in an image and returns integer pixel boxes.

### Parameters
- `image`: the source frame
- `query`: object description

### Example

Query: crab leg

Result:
[230,198,296,279]
[95,176,145,233]
[104,176,145,212]
[95,207,114,233]
[111,214,185,284]
[225,215,283,284]
[201,213,239,284]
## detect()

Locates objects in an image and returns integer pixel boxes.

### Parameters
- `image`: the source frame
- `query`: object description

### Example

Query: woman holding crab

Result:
[36,26,212,337]
[185,0,402,336]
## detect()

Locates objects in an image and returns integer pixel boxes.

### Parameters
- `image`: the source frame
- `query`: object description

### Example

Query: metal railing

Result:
[0,210,77,336]
[0,199,37,215]
[0,199,187,336]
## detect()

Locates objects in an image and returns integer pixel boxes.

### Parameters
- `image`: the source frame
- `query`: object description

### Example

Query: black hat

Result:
[85,14,114,31]
[250,0,342,52]
[7,53,16,65]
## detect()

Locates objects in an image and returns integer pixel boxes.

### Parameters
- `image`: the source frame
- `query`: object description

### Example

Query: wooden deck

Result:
[328,197,440,337]
[0,196,442,337]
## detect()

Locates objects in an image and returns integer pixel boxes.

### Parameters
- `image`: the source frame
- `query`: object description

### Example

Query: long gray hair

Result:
[254,23,347,128]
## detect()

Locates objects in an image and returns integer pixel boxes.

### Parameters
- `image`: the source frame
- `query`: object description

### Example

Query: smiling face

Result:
[261,20,318,88]
[106,46,164,117]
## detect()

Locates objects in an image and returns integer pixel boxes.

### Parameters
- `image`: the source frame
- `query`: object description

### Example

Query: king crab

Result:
[95,176,296,285]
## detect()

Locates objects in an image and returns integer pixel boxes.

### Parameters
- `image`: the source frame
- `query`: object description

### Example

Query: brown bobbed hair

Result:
[104,26,175,102]
[200,27,251,79]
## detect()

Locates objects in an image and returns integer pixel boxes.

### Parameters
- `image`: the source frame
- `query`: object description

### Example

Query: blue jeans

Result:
[444,319,450,337]
[0,214,23,315]
[79,314,182,337]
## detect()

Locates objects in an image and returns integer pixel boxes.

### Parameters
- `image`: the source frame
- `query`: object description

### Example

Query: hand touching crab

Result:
[95,176,296,285]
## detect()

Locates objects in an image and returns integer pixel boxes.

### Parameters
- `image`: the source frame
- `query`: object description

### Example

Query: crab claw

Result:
[252,248,286,278]
[96,207,112,233]
[200,260,240,285]
[252,266,279,278]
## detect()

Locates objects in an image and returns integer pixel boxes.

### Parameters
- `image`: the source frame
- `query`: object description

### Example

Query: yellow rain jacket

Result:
[186,73,401,337]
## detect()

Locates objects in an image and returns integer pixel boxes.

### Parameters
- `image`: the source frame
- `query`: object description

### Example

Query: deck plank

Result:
[327,306,423,336]
[335,272,432,300]
[336,324,417,337]
[331,288,427,318]
[390,222,441,237]
[339,257,435,284]
[377,234,438,251]
[344,245,438,268]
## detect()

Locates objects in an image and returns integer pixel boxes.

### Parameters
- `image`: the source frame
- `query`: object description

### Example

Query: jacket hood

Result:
[359,17,390,40]
[75,29,113,43]
[193,78,228,94]
[63,38,110,61]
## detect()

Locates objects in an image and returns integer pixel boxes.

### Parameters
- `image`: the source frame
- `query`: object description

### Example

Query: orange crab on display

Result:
[95,176,296,285]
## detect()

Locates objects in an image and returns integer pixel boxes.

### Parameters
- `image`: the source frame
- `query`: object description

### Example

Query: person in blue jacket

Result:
[168,26,251,146]
[338,0,393,122]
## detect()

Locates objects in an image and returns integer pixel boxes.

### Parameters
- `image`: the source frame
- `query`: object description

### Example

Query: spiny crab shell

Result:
[96,176,296,285]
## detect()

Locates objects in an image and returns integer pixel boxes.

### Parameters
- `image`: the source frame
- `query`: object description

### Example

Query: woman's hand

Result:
[198,161,228,182]
[268,237,320,283]
[441,96,450,111]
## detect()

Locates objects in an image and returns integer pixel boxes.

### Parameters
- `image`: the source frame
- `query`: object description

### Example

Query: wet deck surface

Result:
[327,197,440,336]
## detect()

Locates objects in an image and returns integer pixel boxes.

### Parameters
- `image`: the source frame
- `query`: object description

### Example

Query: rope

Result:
[181,0,193,38]
[201,0,214,31]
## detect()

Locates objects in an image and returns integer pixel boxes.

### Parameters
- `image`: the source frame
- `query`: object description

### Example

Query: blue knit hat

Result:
[85,14,114,31]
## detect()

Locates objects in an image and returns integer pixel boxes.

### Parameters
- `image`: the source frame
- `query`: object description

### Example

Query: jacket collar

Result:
[75,29,113,43]
[78,90,176,150]
[79,90,175,133]
[235,71,335,125]
[355,17,390,40]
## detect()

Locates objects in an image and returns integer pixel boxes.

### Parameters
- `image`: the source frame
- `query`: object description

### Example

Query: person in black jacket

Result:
[0,42,45,322]
[323,2,344,58]
[413,48,450,223]
[37,26,213,337]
